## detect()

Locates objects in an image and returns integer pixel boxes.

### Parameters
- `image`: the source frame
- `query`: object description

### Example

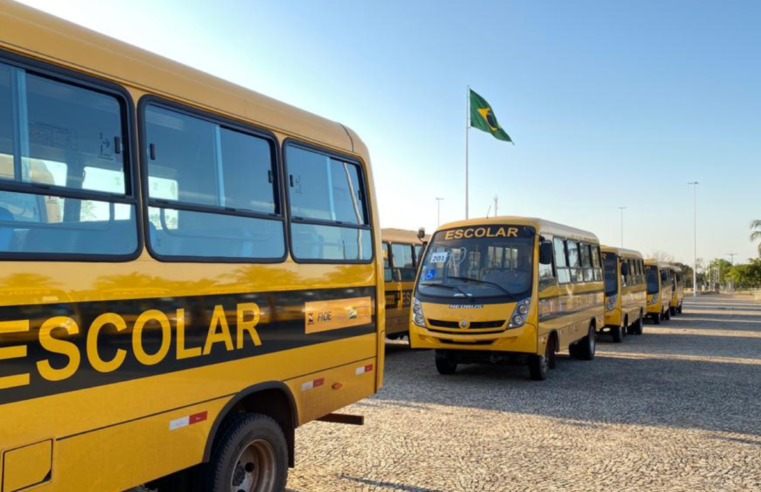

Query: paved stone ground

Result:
[286,295,761,492]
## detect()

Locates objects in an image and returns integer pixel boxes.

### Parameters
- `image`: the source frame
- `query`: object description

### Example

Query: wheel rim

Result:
[230,438,277,492]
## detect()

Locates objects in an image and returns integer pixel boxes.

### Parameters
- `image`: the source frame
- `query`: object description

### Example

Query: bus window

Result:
[0,63,137,257]
[646,265,659,294]
[567,241,583,283]
[144,105,285,260]
[382,242,392,281]
[286,145,371,261]
[538,239,555,284]
[603,253,618,296]
[553,237,570,284]
[414,244,424,266]
[591,245,602,281]
[580,243,594,282]
[392,243,416,281]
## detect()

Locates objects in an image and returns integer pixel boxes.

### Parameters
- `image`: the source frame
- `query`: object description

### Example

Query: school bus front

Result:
[409,218,603,381]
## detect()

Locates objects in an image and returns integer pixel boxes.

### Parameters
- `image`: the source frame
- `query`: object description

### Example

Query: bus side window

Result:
[392,243,416,281]
[591,245,602,281]
[538,238,556,289]
[580,243,594,282]
[382,242,392,282]
[566,241,582,283]
[414,244,424,267]
[144,104,285,261]
[553,237,570,284]
[286,145,371,262]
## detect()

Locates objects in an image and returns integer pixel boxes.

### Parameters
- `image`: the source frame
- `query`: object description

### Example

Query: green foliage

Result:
[753,220,761,256]
[707,258,733,284]
[727,259,761,288]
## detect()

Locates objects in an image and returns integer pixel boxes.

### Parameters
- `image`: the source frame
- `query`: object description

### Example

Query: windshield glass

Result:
[416,225,535,300]
[646,266,659,294]
[603,253,618,296]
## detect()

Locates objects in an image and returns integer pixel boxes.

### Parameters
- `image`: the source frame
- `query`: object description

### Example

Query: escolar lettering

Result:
[444,226,519,240]
[0,302,262,390]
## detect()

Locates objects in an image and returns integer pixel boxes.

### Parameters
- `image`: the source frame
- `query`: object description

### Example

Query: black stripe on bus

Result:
[0,286,376,406]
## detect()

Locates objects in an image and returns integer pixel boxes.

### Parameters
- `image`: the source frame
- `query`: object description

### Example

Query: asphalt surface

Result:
[286,295,761,491]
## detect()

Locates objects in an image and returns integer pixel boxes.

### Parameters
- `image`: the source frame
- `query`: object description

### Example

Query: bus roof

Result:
[381,228,430,243]
[601,245,644,259]
[0,0,362,155]
[645,259,672,269]
[668,264,684,273]
[436,216,599,244]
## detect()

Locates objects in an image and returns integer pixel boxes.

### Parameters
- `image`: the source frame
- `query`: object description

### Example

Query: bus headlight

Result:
[606,295,618,312]
[508,298,531,328]
[412,296,426,327]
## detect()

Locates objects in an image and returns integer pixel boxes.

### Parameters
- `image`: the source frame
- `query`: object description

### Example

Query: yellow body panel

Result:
[645,260,674,315]
[3,439,52,492]
[409,216,604,358]
[382,229,428,337]
[669,265,685,309]
[0,3,384,490]
[601,246,647,330]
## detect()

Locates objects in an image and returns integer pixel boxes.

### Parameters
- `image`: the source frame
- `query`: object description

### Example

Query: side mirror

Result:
[417,227,426,240]
[539,242,553,265]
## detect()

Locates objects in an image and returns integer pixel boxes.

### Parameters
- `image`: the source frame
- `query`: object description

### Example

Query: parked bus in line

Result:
[601,246,647,341]
[0,3,385,491]
[669,264,685,316]
[382,228,429,339]
[645,260,674,324]
[409,217,604,381]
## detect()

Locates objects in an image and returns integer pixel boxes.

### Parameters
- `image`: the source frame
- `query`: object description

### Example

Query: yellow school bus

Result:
[668,264,685,315]
[600,246,647,341]
[409,217,604,381]
[645,259,674,324]
[0,3,384,491]
[381,228,428,339]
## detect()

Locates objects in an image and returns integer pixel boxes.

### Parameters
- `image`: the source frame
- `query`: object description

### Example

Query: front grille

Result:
[428,319,506,330]
[439,339,494,346]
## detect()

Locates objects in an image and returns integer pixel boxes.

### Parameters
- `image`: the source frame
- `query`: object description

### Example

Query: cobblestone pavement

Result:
[286,295,761,492]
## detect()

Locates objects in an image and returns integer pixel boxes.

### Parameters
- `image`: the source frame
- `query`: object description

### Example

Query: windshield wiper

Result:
[420,282,472,297]
[446,276,513,297]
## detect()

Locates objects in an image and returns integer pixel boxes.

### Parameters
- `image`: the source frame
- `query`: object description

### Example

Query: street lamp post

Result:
[689,181,699,297]
[435,197,445,227]
[618,206,627,247]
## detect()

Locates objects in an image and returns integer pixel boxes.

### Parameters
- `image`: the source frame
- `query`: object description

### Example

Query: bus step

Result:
[317,413,364,426]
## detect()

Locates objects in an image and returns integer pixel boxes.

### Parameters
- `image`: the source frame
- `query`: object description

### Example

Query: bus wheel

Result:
[678,303,683,314]
[664,308,671,321]
[670,306,676,316]
[611,325,623,343]
[435,351,458,375]
[208,413,288,492]
[653,312,661,325]
[528,340,552,381]
[631,313,643,335]
[577,324,596,360]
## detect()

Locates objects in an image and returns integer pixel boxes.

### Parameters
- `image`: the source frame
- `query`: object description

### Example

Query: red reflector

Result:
[313,378,325,387]
[365,364,373,372]
[190,411,208,425]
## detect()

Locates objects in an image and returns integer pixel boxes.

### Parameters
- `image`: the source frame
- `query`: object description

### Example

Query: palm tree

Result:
[752,220,761,255]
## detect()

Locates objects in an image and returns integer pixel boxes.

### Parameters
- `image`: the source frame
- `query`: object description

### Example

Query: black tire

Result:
[528,337,553,381]
[435,351,458,375]
[631,312,644,335]
[653,312,661,325]
[664,308,671,321]
[610,325,623,343]
[678,304,683,314]
[575,324,596,360]
[670,306,676,316]
[207,413,288,492]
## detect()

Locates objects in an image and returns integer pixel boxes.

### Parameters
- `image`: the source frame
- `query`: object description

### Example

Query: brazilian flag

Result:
[469,89,513,143]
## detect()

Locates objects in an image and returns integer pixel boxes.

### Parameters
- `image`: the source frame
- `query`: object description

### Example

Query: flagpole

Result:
[465,85,470,220]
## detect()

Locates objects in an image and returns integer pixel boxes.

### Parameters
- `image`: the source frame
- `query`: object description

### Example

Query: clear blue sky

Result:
[17,0,761,265]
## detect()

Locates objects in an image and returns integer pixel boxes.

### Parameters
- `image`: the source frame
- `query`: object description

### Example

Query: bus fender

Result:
[202,381,299,464]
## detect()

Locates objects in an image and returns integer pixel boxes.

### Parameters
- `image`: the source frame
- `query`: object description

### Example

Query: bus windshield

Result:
[603,253,618,296]
[646,266,659,294]
[416,225,535,301]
